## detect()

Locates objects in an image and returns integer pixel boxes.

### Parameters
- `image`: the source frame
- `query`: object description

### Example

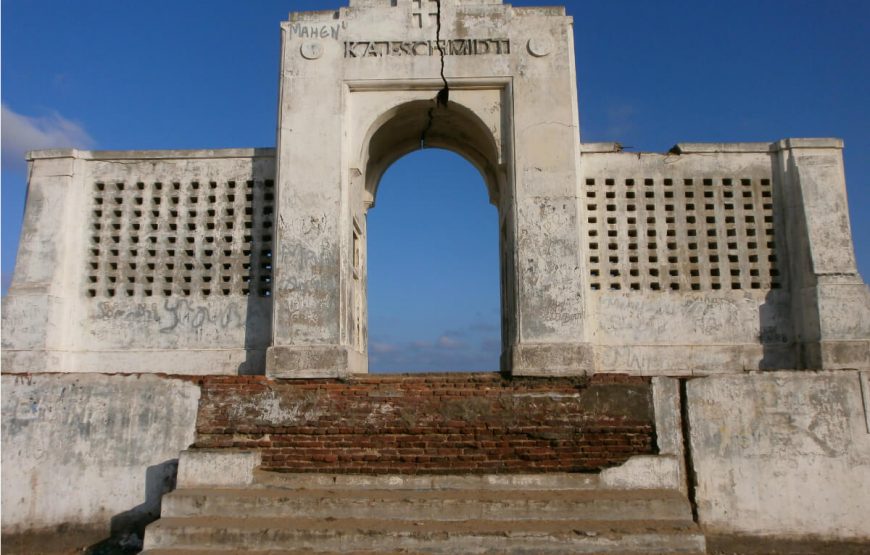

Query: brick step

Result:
[161,486,693,522]
[195,373,655,474]
[142,516,706,553]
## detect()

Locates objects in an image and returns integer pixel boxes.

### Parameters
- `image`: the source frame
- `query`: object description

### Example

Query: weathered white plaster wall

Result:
[1,373,200,535]
[581,142,869,374]
[686,371,870,539]
[580,145,793,375]
[2,149,276,375]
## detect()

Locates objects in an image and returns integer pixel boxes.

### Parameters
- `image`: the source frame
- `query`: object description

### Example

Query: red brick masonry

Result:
[194,373,655,474]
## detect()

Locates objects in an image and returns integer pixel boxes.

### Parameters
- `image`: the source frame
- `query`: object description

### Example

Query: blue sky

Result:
[3,1,868,372]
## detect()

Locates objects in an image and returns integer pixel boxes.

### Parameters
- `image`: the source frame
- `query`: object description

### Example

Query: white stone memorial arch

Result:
[4,0,866,379]
[267,0,591,377]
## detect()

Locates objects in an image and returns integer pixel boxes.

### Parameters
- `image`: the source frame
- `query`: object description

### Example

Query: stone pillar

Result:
[507,14,593,376]
[266,20,358,378]
[1,150,82,372]
[775,138,870,370]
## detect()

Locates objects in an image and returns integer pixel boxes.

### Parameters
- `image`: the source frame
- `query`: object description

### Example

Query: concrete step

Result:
[143,516,706,554]
[142,550,706,555]
[253,469,607,490]
[161,486,694,522]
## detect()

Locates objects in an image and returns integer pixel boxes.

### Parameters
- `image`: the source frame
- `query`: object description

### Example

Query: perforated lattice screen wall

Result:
[584,177,780,292]
[87,179,274,298]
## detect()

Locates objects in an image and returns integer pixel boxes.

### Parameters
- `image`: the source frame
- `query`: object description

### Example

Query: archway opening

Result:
[367,148,500,373]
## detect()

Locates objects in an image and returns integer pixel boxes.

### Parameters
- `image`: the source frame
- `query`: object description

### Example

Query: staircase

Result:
[142,374,706,553]
[142,456,705,554]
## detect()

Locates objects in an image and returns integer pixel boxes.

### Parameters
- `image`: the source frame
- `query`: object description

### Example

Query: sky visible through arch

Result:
[2,1,869,372]
[368,149,499,371]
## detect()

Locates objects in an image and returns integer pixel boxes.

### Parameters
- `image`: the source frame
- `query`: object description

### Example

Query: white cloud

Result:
[1,104,95,170]
[370,342,399,354]
[436,335,465,349]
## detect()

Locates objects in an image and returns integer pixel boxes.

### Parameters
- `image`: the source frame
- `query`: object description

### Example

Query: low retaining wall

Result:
[687,371,870,540]
[1,373,200,544]
[194,373,656,473]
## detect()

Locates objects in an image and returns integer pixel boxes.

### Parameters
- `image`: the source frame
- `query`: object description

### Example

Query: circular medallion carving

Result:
[527,37,552,57]
[300,42,323,60]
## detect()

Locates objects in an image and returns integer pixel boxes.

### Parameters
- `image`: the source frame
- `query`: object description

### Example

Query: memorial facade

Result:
[3,1,868,379]
[2,0,869,551]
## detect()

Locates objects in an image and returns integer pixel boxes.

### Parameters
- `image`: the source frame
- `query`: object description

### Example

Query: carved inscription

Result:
[344,39,510,58]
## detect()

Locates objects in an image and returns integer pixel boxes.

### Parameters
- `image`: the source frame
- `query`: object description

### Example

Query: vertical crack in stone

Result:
[434,0,449,105]
[420,0,449,149]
